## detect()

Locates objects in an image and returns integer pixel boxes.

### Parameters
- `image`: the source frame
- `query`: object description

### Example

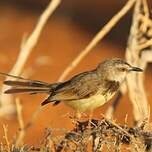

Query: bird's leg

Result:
[69,111,82,126]
[100,113,107,120]
[88,110,94,129]
[76,111,82,119]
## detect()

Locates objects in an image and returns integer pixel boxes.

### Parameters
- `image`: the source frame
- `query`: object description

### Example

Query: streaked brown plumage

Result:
[1,58,143,113]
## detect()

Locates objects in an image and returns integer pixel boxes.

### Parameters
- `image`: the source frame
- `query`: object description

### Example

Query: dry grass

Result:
[1,118,152,151]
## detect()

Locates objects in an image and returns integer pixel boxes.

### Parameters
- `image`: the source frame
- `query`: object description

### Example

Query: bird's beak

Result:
[129,66,143,72]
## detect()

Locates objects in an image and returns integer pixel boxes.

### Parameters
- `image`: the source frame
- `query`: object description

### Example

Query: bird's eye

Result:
[119,68,126,72]
[120,68,126,72]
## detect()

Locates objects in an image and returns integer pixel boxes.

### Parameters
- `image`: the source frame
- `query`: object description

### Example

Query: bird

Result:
[1,58,143,117]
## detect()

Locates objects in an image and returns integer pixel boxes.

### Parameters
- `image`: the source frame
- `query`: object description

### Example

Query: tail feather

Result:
[4,80,51,88]
[0,72,62,106]
[0,72,36,80]
[0,72,52,87]
[3,79,52,94]
[0,72,59,94]
[4,88,50,94]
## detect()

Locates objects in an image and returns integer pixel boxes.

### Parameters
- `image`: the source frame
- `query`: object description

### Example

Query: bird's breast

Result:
[64,90,117,112]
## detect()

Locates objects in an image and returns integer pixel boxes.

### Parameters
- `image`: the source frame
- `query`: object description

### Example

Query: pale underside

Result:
[63,91,116,112]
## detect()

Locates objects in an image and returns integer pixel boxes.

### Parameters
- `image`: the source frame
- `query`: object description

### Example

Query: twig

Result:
[0,0,61,117]
[138,38,152,50]
[55,119,152,151]
[106,0,152,121]
[3,125,10,152]
[58,0,136,82]
[8,0,61,76]
[125,0,152,125]
[141,50,152,63]
[15,98,25,146]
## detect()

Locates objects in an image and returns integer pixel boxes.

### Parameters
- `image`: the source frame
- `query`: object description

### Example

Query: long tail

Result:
[0,72,58,94]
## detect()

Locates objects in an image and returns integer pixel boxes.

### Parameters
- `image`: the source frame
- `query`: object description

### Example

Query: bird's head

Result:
[97,58,143,83]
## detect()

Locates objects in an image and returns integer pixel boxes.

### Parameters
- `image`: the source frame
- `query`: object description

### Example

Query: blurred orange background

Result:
[0,0,151,147]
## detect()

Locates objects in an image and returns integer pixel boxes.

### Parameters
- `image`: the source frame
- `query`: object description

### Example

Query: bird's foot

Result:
[68,112,81,126]
[87,111,94,129]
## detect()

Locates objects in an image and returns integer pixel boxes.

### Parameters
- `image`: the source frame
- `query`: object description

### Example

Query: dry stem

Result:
[55,119,152,152]
[15,98,25,146]
[0,0,61,117]
[2,125,10,152]
[58,0,136,82]
[125,0,152,125]
[106,0,152,121]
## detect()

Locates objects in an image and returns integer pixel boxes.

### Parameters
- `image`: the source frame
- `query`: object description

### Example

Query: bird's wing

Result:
[51,71,101,101]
